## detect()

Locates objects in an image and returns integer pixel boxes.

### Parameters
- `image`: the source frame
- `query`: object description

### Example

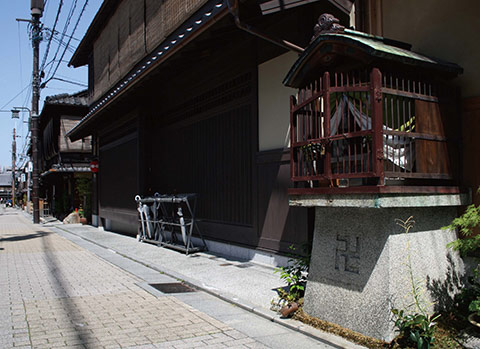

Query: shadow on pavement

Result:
[0,231,50,242]
[40,233,95,348]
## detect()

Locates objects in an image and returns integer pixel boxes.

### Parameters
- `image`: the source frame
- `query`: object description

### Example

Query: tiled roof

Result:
[44,90,88,107]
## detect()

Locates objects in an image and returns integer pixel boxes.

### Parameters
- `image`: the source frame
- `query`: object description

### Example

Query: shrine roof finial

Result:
[311,13,345,43]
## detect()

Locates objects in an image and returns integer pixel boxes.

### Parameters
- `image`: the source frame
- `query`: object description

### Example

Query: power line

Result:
[50,77,87,87]
[42,59,71,71]
[44,26,80,42]
[17,22,24,99]
[51,36,76,53]
[45,0,77,79]
[40,0,63,72]
[47,0,88,82]
[0,83,32,110]
[56,74,87,85]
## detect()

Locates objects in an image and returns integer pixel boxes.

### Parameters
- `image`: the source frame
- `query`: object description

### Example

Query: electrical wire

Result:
[0,84,32,110]
[43,87,82,92]
[52,36,77,52]
[45,0,78,79]
[46,0,89,83]
[56,74,87,85]
[50,36,76,54]
[42,59,71,71]
[50,77,87,87]
[17,22,24,100]
[44,26,80,42]
[18,133,32,169]
[40,0,63,72]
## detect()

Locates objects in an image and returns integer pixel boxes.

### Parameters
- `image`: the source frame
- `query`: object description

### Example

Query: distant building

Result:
[0,172,12,201]
[38,90,93,220]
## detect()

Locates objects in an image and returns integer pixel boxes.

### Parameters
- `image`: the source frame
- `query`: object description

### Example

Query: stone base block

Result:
[303,206,465,341]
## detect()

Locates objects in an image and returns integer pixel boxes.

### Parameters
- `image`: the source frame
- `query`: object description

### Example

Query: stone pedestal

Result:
[290,193,469,341]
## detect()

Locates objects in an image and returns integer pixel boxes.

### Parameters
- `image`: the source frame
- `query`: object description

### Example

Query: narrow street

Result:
[0,208,347,349]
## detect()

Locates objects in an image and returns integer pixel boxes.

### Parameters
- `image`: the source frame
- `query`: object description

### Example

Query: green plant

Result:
[391,216,440,349]
[75,176,92,219]
[469,296,480,316]
[274,243,311,302]
[444,187,480,256]
[301,142,324,161]
[444,187,480,317]
[391,309,440,349]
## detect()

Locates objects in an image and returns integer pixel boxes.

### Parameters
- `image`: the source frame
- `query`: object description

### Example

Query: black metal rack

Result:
[135,193,207,255]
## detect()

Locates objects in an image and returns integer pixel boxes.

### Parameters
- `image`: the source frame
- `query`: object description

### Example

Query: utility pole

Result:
[12,128,16,206]
[27,161,32,203]
[31,0,44,223]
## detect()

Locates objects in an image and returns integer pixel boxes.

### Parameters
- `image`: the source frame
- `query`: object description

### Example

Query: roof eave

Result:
[283,32,463,88]
[68,1,229,141]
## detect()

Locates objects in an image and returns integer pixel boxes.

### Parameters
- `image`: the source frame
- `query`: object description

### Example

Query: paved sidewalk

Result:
[1,208,364,348]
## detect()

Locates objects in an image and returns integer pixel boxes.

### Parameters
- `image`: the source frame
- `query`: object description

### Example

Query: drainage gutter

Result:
[226,0,305,54]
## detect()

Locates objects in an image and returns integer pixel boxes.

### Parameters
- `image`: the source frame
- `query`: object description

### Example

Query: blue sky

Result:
[0,0,102,170]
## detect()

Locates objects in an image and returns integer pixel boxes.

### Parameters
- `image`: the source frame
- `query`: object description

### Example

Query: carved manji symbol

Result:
[335,235,360,274]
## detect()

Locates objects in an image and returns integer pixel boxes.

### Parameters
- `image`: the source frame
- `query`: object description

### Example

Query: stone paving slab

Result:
[47,223,282,311]
[2,208,366,348]
[50,226,360,348]
[0,209,280,348]
[47,219,365,348]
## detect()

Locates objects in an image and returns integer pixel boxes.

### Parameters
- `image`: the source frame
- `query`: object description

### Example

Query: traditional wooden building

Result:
[39,91,93,221]
[67,0,357,261]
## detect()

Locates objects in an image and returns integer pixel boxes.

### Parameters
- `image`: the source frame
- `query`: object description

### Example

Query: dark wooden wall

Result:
[92,16,313,254]
[98,113,139,226]
[143,33,259,247]
[256,149,310,252]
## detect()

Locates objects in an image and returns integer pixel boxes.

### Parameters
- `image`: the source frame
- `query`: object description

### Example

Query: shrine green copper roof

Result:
[283,29,463,88]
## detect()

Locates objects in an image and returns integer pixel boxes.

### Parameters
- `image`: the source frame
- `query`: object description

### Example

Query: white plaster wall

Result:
[382,0,480,98]
[258,52,298,151]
